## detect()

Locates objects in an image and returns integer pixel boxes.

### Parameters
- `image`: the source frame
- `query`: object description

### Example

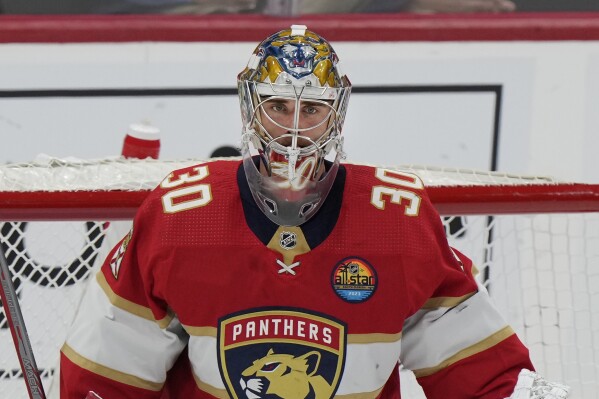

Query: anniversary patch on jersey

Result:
[331,257,378,303]
[217,308,346,399]
[109,227,133,279]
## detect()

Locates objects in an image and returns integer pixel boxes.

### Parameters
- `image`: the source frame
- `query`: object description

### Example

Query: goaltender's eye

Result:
[304,105,318,115]
[270,103,288,113]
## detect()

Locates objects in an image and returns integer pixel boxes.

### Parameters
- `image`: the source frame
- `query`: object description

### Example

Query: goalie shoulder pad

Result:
[506,369,570,399]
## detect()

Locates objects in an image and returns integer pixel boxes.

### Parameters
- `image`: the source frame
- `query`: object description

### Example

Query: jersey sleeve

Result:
[60,187,188,399]
[399,191,534,398]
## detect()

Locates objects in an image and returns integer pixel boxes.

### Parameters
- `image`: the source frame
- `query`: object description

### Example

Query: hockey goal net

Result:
[0,156,598,399]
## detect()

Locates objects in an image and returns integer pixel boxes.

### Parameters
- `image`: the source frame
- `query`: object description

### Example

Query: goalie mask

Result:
[238,25,352,226]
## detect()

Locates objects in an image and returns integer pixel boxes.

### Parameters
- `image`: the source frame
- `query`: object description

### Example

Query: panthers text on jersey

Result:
[60,159,533,399]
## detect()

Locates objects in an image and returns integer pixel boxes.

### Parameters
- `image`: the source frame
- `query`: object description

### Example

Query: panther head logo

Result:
[280,43,317,78]
[218,309,346,399]
[239,349,333,399]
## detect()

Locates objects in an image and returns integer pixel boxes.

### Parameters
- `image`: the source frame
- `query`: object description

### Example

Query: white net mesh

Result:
[0,155,200,192]
[0,157,597,398]
[0,156,557,192]
[446,213,599,399]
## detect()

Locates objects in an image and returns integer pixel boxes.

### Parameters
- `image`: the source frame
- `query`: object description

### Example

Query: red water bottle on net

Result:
[121,122,161,159]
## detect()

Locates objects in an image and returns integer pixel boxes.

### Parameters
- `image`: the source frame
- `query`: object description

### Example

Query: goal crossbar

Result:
[0,156,598,220]
[0,183,598,221]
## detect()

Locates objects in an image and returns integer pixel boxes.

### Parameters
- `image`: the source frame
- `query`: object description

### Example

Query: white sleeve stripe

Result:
[65,278,186,383]
[192,373,230,399]
[336,341,402,394]
[62,343,164,391]
[412,326,514,378]
[188,336,225,389]
[401,290,511,370]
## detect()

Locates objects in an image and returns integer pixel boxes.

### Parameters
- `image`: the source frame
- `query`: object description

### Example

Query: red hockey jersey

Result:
[60,159,533,399]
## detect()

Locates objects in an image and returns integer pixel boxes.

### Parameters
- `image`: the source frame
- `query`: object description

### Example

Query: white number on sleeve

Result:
[371,168,423,216]
[161,165,212,213]
[161,166,209,188]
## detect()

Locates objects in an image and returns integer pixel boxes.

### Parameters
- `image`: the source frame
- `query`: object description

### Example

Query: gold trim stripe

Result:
[96,272,173,329]
[421,292,476,309]
[184,325,218,337]
[183,326,402,344]
[223,338,342,354]
[412,326,515,378]
[61,343,164,391]
[192,373,230,399]
[347,332,402,344]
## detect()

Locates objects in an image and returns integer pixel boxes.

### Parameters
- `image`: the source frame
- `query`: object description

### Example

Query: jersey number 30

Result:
[160,165,212,213]
[371,168,422,216]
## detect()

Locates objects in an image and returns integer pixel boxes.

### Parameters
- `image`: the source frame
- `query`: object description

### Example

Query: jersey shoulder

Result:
[341,161,428,195]
[138,158,242,220]
[151,157,240,194]
[340,161,439,224]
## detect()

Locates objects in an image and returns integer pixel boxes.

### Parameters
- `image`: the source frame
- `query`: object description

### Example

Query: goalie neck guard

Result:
[238,24,352,227]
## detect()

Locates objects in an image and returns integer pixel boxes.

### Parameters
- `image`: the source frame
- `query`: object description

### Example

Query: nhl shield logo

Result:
[279,231,297,250]
[217,308,346,399]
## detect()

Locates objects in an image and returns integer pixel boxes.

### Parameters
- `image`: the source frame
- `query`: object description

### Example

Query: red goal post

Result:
[0,157,598,398]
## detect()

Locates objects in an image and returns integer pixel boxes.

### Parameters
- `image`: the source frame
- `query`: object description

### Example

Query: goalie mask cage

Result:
[0,157,598,399]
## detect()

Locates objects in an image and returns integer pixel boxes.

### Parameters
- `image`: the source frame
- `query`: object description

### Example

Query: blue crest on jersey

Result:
[217,307,346,399]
